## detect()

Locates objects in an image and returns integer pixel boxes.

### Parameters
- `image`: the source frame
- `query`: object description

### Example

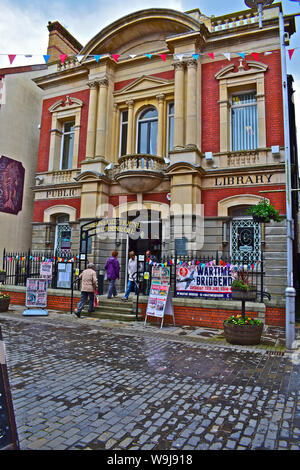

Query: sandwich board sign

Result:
[144,265,175,328]
[23,278,48,316]
[0,326,19,450]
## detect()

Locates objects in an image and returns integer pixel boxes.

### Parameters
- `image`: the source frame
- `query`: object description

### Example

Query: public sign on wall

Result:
[26,278,47,308]
[0,327,20,450]
[0,155,25,215]
[176,264,233,299]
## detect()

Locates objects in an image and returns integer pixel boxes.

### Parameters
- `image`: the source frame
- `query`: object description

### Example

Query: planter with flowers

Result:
[0,292,10,312]
[247,199,282,224]
[223,266,263,345]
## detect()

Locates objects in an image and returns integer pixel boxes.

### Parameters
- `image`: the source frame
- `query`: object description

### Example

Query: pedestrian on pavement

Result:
[145,250,158,295]
[122,251,137,301]
[104,251,120,299]
[75,263,98,318]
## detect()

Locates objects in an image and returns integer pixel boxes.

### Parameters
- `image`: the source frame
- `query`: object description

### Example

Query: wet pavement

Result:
[0,307,300,451]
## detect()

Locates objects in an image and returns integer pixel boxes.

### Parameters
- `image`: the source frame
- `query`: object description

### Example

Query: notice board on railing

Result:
[0,326,19,450]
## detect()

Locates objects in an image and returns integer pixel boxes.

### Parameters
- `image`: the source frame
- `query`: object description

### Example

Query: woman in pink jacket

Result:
[74,263,98,318]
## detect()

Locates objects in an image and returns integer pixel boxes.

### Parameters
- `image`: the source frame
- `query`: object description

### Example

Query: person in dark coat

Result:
[104,251,120,299]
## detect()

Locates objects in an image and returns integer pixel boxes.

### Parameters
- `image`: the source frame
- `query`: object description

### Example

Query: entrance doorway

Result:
[127,209,162,261]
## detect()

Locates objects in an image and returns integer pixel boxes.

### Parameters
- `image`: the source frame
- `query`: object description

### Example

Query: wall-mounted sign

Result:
[45,188,79,198]
[214,174,273,186]
[0,155,25,215]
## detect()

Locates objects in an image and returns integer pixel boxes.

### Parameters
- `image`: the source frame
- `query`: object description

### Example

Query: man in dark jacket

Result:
[104,251,120,299]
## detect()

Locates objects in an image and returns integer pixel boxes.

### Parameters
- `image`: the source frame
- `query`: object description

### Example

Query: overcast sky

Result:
[0,0,299,147]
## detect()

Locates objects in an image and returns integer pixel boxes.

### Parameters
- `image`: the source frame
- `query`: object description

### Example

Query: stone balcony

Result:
[35,169,80,186]
[112,154,167,193]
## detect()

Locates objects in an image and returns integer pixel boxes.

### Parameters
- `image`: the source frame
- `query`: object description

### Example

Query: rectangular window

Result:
[60,121,75,169]
[119,110,128,157]
[167,102,174,153]
[231,92,257,151]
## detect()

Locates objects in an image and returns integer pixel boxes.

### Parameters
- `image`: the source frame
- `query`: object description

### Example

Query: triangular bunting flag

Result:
[288,49,295,60]
[129,54,137,59]
[59,54,68,64]
[238,53,246,59]
[251,52,259,61]
[43,55,50,64]
[208,53,214,60]
[94,55,101,62]
[112,54,120,63]
[145,54,152,59]
[264,51,272,55]
[8,55,16,64]
[192,54,199,60]
[76,55,84,62]
[159,54,167,62]
[223,52,231,61]
[175,53,184,61]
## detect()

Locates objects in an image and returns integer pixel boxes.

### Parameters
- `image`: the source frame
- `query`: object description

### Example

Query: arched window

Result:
[137,107,158,155]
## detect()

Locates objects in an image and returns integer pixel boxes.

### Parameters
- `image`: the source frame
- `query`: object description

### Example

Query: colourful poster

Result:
[176,264,233,299]
[26,279,47,308]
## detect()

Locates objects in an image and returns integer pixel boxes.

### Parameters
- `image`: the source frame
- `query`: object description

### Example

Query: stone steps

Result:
[80,296,143,321]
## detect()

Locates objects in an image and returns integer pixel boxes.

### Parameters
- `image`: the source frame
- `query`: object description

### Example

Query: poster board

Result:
[144,266,175,328]
[0,326,19,450]
[176,263,233,299]
[57,262,72,289]
[25,278,47,308]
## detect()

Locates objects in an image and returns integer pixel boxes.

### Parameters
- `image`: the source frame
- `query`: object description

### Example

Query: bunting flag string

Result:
[0,46,299,66]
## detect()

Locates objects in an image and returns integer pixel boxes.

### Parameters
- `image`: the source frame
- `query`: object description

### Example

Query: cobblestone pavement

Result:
[0,309,300,451]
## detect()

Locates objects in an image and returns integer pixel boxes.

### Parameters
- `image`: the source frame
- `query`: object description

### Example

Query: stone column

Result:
[156,93,165,157]
[186,59,197,146]
[173,62,185,148]
[85,80,99,159]
[95,77,109,158]
[126,100,134,154]
[111,103,120,163]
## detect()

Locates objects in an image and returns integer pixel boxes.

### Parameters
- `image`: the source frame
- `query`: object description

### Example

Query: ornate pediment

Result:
[48,95,84,113]
[215,60,268,80]
[114,75,173,95]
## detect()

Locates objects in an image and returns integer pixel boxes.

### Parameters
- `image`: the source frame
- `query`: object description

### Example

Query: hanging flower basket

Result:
[0,293,10,312]
[231,286,257,301]
[247,200,282,224]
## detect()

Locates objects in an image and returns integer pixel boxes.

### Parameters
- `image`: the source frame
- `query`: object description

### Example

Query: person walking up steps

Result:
[122,251,137,301]
[74,263,98,318]
[104,251,120,299]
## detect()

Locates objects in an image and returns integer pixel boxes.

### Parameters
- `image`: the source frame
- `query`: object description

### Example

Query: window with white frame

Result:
[229,206,261,264]
[137,107,158,155]
[231,92,258,151]
[119,110,128,157]
[60,121,75,170]
[167,102,174,153]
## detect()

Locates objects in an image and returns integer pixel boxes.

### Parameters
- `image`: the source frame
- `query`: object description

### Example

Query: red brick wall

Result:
[4,290,80,312]
[37,89,90,173]
[265,306,285,326]
[201,185,286,217]
[139,302,262,328]
[33,198,81,223]
[201,51,283,153]
[3,290,285,326]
